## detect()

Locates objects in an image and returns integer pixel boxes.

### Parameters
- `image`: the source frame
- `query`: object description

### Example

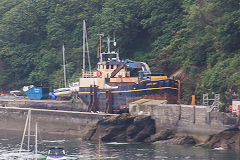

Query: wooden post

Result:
[193,106,196,124]
[98,136,101,160]
[178,105,181,120]
[93,85,98,112]
[88,85,93,112]
[106,90,113,114]
[177,80,181,104]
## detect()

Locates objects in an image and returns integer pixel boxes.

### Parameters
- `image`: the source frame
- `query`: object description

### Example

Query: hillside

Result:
[0,0,239,105]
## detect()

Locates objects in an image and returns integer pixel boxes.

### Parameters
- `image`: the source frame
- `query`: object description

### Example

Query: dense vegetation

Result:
[0,0,239,106]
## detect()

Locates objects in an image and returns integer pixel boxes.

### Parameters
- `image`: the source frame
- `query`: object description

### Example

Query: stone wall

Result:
[0,107,113,136]
[0,98,88,111]
[129,100,238,142]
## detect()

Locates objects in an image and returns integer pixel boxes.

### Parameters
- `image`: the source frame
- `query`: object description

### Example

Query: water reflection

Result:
[0,130,239,160]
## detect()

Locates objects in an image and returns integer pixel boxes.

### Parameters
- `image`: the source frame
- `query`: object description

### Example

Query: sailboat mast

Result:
[35,122,38,159]
[27,109,31,151]
[85,27,91,73]
[62,45,67,88]
[83,20,86,72]
[82,20,91,75]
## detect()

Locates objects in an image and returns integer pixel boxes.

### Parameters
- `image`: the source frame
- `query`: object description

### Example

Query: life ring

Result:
[97,71,102,77]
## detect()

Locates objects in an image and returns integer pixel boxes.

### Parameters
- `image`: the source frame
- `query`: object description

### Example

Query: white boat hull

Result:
[54,91,72,97]
[46,156,67,160]
[53,88,72,97]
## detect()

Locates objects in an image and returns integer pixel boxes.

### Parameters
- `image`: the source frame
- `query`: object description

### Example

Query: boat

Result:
[46,146,66,160]
[53,88,72,99]
[10,90,21,96]
[53,45,72,100]
[19,109,39,159]
[76,34,180,113]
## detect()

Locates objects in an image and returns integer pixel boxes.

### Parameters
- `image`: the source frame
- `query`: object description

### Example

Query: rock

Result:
[176,136,196,145]
[127,116,155,142]
[153,136,196,145]
[82,126,97,140]
[99,113,135,125]
[86,114,156,142]
[205,128,240,150]
[146,129,174,142]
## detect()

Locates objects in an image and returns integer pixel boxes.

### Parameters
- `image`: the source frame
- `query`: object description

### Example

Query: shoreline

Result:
[0,98,239,151]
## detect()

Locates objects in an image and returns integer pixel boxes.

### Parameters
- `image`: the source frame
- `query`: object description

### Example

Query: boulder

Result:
[205,128,240,150]
[85,114,156,142]
[153,136,196,145]
[146,129,175,142]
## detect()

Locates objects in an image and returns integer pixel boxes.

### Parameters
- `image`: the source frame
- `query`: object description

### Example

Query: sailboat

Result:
[53,45,72,100]
[69,20,91,92]
[19,109,39,159]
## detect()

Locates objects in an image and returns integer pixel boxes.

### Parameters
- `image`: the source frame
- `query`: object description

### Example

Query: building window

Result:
[111,65,114,69]
[106,65,109,69]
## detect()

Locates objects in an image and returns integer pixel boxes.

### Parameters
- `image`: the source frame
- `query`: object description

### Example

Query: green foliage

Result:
[0,0,239,106]
[196,54,240,105]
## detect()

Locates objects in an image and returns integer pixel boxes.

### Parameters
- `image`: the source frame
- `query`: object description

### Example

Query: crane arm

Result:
[110,59,151,78]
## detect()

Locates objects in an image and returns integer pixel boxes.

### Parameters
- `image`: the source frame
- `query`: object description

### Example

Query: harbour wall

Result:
[0,98,239,143]
[129,100,239,142]
[0,98,88,112]
[0,106,114,136]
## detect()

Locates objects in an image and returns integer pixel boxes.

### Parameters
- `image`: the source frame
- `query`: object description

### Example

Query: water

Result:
[0,130,239,160]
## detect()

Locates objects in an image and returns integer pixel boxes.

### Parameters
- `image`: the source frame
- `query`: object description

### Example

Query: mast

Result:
[27,109,31,151]
[35,122,38,159]
[83,20,86,72]
[19,109,38,159]
[19,109,30,153]
[97,33,104,62]
[85,22,91,73]
[82,20,91,75]
[99,35,119,63]
[62,45,67,88]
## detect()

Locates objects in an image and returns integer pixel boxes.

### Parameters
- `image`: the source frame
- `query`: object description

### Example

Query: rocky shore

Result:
[84,113,155,142]
[204,128,240,150]
[84,113,240,151]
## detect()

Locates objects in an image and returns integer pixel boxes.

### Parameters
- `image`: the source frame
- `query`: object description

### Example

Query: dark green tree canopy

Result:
[0,0,239,105]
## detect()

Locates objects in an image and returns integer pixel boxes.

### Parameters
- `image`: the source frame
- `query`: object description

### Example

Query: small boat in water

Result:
[46,146,66,160]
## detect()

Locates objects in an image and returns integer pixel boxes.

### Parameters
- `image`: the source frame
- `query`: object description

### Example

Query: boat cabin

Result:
[79,35,168,89]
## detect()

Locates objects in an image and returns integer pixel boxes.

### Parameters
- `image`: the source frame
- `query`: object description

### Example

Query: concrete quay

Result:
[0,97,88,111]
[129,100,239,142]
[0,98,115,136]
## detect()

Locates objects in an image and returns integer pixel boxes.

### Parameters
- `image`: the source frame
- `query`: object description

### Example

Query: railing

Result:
[208,100,220,112]
[83,71,94,78]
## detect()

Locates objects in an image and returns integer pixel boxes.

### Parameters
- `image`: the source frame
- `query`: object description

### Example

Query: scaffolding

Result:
[203,93,220,112]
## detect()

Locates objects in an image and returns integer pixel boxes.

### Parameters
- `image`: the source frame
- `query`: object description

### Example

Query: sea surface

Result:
[0,130,239,160]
